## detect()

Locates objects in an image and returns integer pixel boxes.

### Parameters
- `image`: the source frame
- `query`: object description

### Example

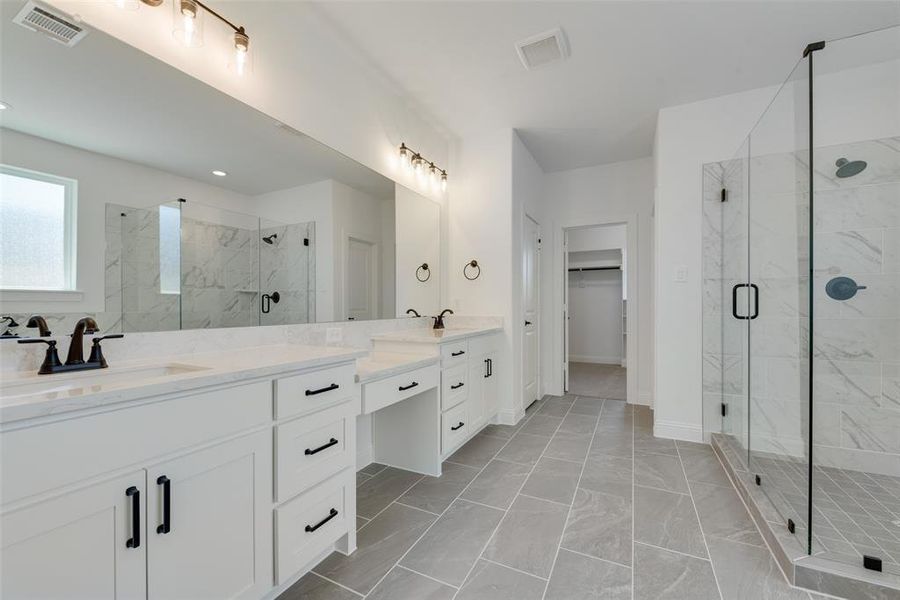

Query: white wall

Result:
[543,157,655,405]
[653,55,900,442]
[395,184,441,317]
[0,128,252,315]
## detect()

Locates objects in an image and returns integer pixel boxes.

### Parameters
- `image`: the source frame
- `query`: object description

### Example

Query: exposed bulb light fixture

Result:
[230,27,251,76]
[397,143,448,193]
[173,0,203,47]
[212,170,227,177]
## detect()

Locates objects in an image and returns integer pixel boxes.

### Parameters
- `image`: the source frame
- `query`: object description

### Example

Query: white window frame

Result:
[0,164,79,298]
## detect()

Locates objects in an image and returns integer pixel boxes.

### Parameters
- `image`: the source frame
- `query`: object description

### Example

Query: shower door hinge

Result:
[303,238,309,247]
[863,555,883,572]
[755,474,761,486]
[720,188,727,202]
[802,40,826,58]
[787,519,795,534]
[720,403,727,417]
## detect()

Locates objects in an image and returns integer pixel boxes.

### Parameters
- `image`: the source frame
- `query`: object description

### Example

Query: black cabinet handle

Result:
[451,421,464,431]
[525,320,532,326]
[305,438,339,455]
[489,359,493,377]
[156,476,171,534]
[305,383,339,396]
[126,486,140,548]
[399,381,419,392]
[305,508,338,533]
[451,350,465,357]
[451,382,464,390]
[484,359,490,378]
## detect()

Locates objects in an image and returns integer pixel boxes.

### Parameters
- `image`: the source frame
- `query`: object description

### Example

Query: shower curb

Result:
[710,434,900,600]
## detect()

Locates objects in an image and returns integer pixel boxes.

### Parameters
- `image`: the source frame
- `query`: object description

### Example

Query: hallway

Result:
[568,362,626,400]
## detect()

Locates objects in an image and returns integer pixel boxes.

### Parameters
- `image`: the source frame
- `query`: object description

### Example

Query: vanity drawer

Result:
[275,468,353,584]
[362,365,439,414]
[440,341,469,368]
[275,363,356,420]
[441,364,468,411]
[275,401,354,502]
[441,401,468,455]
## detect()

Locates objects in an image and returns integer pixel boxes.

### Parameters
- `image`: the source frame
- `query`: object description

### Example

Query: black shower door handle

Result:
[732,284,748,320]
[732,283,760,320]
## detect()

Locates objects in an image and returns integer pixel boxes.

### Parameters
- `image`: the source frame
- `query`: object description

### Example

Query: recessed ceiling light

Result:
[0,101,9,110]
[212,170,227,177]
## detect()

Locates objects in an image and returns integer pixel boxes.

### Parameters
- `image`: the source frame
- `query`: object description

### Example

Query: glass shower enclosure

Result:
[703,25,900,583]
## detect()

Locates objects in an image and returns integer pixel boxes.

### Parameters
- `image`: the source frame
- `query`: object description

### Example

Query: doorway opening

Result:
[564,223,627,400]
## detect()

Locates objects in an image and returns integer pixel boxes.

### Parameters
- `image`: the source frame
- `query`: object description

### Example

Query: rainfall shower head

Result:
[262,233,278,245]
[835,157,867,178]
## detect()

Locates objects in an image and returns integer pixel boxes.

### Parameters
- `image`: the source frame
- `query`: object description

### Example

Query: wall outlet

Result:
[674,265,688,282]
[326,327,342,344]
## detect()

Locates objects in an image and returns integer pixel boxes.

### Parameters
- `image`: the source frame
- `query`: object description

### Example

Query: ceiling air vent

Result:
[515,27,569,70]
[13,1,88,47]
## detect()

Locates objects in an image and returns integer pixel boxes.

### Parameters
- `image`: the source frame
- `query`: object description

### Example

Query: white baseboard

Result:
[654,419,703,443]
[496,408,522,426]
[569,355,622,365]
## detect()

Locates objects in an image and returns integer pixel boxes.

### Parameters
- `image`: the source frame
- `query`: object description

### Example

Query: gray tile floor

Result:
[567,363,626,399]
[281,397,823,599]
[718,434,900,577]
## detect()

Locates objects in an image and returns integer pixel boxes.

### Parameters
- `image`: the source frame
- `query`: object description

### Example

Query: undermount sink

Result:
[1,363,209,399]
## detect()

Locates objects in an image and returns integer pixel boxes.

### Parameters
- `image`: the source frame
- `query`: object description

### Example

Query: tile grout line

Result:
[451,398,570,599]
[395,564,460,591]
[674,440,725,600]
[559,545,632,570]
[479,556,550,582]
[541,396,606,600]
[308,571,366,598]
[352,474,426,532]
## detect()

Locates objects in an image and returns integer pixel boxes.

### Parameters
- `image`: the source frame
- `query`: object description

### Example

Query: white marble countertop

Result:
[0,344,367,425]
[356,352,439,383]
[369,325,502,344]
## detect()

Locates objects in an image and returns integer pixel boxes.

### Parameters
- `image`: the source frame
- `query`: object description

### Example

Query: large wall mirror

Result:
[0,12,441,337]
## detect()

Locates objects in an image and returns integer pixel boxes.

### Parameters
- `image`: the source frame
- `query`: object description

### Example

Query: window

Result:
[0,165,77,291]
[158,204,181,295]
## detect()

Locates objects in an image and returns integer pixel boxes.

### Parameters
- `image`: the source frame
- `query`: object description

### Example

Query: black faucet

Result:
[406,309,421,317]
[26,315,51,337]
[66,317,100,365]
[433,309,454,330]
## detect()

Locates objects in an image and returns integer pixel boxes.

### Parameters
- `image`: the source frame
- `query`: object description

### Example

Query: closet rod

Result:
[567,266,621,272]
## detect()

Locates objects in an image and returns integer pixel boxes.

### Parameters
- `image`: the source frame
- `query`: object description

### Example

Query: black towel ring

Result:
[416,263,431,282]
[463,260,481,281]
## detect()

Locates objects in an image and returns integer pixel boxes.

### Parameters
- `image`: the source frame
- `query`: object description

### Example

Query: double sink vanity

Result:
[0,323,501,599]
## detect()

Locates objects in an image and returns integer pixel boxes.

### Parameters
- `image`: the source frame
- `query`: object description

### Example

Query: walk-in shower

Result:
[702,25,899,597]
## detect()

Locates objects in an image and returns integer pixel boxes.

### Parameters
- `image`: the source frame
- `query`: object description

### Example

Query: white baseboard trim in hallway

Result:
[654,419,703,442]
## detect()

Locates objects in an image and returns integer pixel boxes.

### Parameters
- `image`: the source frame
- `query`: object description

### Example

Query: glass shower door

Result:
[746,57,812,555]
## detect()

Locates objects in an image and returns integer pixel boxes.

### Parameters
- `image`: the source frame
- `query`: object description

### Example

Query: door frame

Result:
[522,213,541,410]
[341,229,380,321]
[554,212,639,405]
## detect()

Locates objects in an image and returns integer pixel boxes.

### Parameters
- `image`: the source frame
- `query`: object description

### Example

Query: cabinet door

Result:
[467,355,487,431]
[1,471,147,600]
[147,430,273,600]
[484,353,499,419]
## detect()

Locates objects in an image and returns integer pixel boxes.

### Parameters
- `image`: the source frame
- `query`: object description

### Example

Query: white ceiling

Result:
[0,7,394,198]
[312,1,900,172]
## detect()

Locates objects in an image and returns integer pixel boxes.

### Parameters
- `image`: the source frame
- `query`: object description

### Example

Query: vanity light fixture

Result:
[135,0,250,75]
[212,170,227,177]
[397,143,448,192]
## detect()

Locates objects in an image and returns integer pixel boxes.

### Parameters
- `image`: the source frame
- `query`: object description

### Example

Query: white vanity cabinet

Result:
[441,335,498,455]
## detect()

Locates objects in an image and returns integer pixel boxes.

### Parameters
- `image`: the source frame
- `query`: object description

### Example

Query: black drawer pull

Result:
[451,421,465,431]
[305,383,339,396]
[451,382,464,390]
[305,438,339,455]
[451,350,465,357]
[399,381,419,391]
[126,486,140,548]
[156,476,171,534]
[305,508,338,533]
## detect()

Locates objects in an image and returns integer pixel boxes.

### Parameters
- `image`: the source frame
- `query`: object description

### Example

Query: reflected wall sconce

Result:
[128,0,251,76]
[416,263,431,282]
[398,143,447,192]
[463,260,481,281]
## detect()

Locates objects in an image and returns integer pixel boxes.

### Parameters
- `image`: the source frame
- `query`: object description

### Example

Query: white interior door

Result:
[563,230,570,392]
[523,215,540,409]
[346,237,376,321]
[147,431,272,600]
[1,471,147,600]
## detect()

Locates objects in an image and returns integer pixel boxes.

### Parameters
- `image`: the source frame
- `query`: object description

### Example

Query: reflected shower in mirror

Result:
[0,10,441,336]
